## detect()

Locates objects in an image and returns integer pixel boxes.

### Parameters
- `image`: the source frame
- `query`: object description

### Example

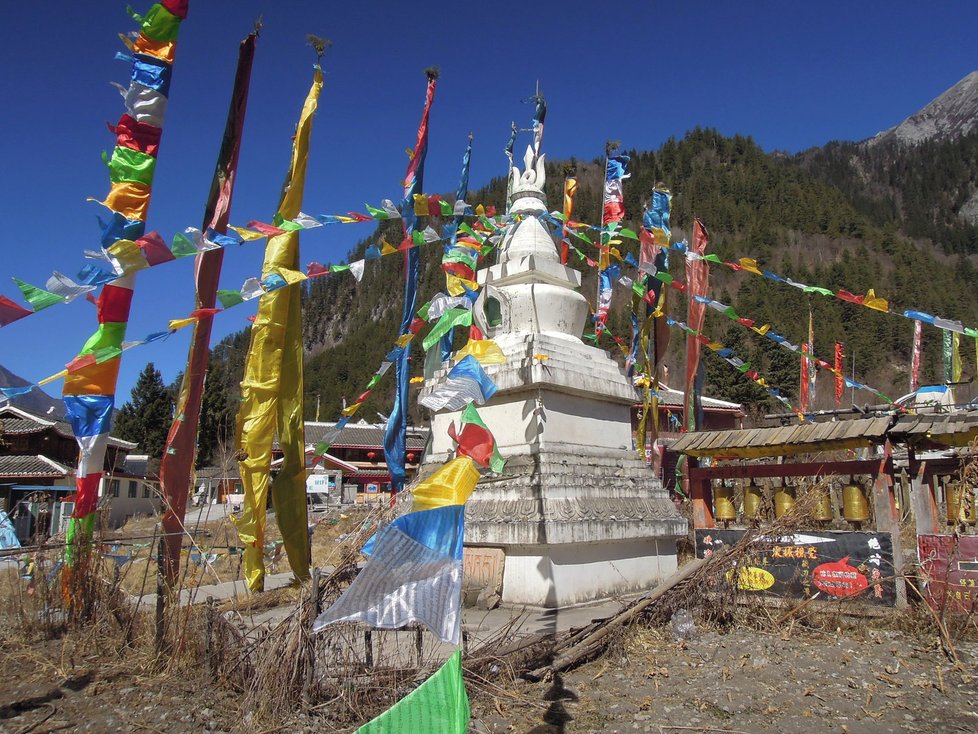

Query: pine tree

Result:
[113,362,174,463]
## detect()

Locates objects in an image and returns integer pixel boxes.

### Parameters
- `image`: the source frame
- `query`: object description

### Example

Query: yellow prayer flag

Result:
[107,239,150,275]
[168,317,197,330]
[341,402,362,417]
[412,456,480,511]
[229,225,266,241]
[413,193,430,216]
[454,339,507,365]
[234,67,323,593]
[739,258,763,276]
[864,289,888,312]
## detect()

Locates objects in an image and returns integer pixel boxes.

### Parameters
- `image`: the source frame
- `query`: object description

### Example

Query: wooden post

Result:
[154,527,167,658]
[364,630,373,669]
[205,596,216,674]
[689,458,715,529]
[909,449,939,536]
[415,625,424,665]
[304,568,320,704]
[871,440,907,608]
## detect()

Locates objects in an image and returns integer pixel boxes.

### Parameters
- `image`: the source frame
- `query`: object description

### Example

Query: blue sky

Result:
[1,0,976,402]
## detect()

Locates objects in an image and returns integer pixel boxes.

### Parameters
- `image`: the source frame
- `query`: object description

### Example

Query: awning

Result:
[668,416,894,459]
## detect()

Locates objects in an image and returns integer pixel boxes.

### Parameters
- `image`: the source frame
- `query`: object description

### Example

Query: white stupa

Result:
[418,144,685,607]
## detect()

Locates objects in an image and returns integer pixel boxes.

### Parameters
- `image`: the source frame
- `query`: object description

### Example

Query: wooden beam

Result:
[688,456,714,529]
[688,458,886,481]
[909,450,939,536]
[871,440,906,608]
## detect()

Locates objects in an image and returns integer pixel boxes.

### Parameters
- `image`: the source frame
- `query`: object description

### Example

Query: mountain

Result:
[0,363,64,417]
[870,71,978,146]
[148,74,978,448]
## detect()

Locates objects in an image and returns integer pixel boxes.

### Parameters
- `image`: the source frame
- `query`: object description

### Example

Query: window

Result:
[485,297,503,327]
[110,480,120,498]
[143,485,151,499]
[128,481,137,498]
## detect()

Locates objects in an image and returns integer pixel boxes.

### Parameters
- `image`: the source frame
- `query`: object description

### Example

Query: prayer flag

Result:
[353,650,469,734]
[449,403,505,473]
[158,31,256,585]
[684,219,709,432]
[419,355,496,412]
[313,507,464,644]
[385,71,437,497]
[233,65,322,592]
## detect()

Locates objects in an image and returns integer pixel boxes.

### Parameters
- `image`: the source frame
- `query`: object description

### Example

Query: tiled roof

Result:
[0,406,136,449]
[293,421,428,450]
[0,454,72,478]
[651,384,744,411]
[0,418,50,434]
[669,416,893,459]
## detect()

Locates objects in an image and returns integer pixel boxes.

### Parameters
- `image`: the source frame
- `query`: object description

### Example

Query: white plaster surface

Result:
[498,539,680,607]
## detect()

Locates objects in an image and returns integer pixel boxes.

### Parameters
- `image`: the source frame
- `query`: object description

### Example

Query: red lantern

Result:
[407,453,416,463]
[367,451,376,460]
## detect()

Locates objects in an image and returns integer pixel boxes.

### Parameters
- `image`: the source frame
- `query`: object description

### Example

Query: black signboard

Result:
[695,528,896,606]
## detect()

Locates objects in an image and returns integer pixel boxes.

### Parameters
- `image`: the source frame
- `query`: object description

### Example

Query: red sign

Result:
[918,534,978,614]
[812,556,869,598]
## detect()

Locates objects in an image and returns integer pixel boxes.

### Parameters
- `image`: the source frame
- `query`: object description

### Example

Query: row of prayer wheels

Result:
[712,480,871,525]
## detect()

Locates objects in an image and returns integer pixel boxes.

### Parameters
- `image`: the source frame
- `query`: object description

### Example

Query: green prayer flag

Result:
[654,272,673,284]
[366,374,382,389]
[618,228,639,240]
[106,146,156,186]
[330,264,351,273]
[78,322,127,356]
[423,308,472,351]
[356,650,469,734]
[134,3,182,41]
[171,232,197,258]
[439,199,453,216]
[278,220,303,231]
[803,286,834,296]
[412,230,425,246]
[365,203,388,219]
[573,230,593,245]
[632,280,647,298]
[702,253,723,264]
[217,289,244,309]
[722,306,739,319]
[13,278,64,310]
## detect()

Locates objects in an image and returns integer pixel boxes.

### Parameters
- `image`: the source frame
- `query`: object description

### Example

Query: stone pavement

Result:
[131,567,633,643]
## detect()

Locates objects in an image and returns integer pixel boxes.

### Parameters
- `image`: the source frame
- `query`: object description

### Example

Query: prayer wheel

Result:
[946,482,978,525]
[842,483,870,523]
[743,482,763,520]
[773,485,796,518]
[713,484,736,521]
[811,486,834,522]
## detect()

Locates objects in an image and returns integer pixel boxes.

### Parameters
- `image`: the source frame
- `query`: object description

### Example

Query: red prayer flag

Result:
[834,342,844,407]
[108,114,162,157]
[0,295,32,326]
[245,220,286,236]
[684,218,710,432]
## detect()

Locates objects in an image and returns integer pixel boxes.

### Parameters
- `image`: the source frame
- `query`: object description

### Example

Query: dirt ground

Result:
[469,624,978,734]
[2,610,976,733]
[3,505,977,733]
